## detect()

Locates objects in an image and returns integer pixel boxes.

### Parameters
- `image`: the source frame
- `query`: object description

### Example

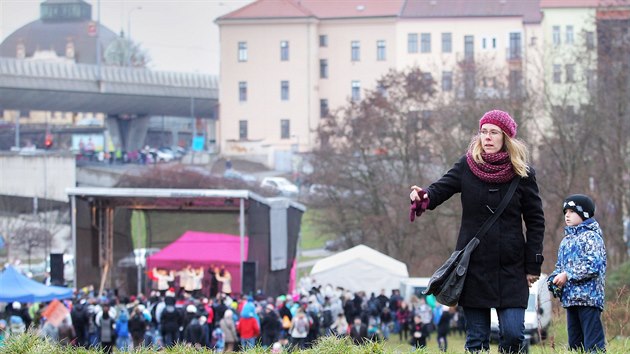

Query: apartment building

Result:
[217,0,542,164]
[541,0,599,111]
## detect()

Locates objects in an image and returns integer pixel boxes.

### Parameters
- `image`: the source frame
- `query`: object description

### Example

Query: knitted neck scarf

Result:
[466,151,516,184]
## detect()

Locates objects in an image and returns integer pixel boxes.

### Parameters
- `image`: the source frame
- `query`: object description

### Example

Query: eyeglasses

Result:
[479,129,503,137]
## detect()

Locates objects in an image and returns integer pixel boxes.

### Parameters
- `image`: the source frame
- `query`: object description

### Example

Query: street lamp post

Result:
[134,248,146,295]
[127,6,142,66]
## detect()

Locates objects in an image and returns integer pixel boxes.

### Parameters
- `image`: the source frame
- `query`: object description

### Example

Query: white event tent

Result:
[309,244,409,295]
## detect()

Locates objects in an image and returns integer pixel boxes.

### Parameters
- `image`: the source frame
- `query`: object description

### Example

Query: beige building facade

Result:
[541,1,598,110]
[217,0,544,165]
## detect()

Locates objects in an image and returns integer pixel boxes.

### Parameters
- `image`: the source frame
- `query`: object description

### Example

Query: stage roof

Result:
[66,187,306,211]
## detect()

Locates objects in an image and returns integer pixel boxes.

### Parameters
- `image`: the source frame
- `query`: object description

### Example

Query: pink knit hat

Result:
[479,110,517,138]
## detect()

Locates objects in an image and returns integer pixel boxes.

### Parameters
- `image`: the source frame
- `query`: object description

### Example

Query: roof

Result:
[0,20,118,64]
[66,187,307,211]
[400,0,543,24]
[0,266,73,303]
[310,244,408,275]
[147,231,248,265]
[300,0,404,19]
[542,0,630,7]
[540,0,599,8]
[218,0,404,21]
[219,0,313,20]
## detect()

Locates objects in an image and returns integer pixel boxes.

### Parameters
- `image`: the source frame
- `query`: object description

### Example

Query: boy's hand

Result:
[552,272,568,287]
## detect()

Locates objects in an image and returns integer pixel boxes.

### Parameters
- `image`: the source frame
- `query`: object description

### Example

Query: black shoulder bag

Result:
[422,177,520,306]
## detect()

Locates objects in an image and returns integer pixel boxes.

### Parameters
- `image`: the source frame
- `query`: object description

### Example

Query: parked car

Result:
[309,184,364,200]
[155,147,175,162]
[491,275,552,344]
[224,169,257,184]
[260,177,299,197]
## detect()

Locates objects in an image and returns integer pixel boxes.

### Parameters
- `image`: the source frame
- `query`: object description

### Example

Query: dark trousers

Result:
[161,329,178,347]
[437,333,448,352]
[567,306,606,352]
[398,322,408,341]
[464,307,525,353]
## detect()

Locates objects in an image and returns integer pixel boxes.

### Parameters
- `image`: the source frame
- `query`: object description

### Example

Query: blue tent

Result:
[0,266,73,303]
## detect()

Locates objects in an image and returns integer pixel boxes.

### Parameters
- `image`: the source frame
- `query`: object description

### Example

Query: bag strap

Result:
[473,177,520,241]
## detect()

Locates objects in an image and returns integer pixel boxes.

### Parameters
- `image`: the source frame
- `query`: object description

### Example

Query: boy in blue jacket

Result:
[548,194,606,352]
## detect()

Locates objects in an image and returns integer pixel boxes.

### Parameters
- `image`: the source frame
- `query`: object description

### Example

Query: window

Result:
[239,120,248,140]
[320,59,328,79]
[566,26,574,45]
[407,111,419,130]
[280,41,289,61]
[464,70,475,98]
[586,69,596,92]
[281,81,289,100]
[422,72,433,82]
[552,26,561,46]
[442,71,453,91]
[377,40,386,61]
[280,119,290,139]
[509,70,523,98]
[553,64,562,83]
[320,99,329,118]
[565,64,575,83]
[238,41,247,62]
[442,32,452,53]
[239,81,247,102]
[377,82,387,96]
[586,31,595,50]
[351,41,360,61]
[319,35,328,47]
[421,33,431,53]
[509,32,522,59]
[464,35,474,61]
[351,81,361,101]
[481,36,497,50]
[408,33,418,53]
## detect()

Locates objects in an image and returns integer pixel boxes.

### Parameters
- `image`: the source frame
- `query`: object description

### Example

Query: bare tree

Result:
[532,10,630,268]
[309,64,532,274]
[591,12,630,266]
[10,224,52,269]
[104,35,151,68]
[115,164,276,197]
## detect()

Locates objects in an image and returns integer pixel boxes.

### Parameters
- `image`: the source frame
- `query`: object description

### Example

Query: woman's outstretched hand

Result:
[409,186,429,222]
[410,185,427,202]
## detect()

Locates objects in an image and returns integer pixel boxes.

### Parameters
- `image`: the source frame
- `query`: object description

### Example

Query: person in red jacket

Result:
[237,301,260,350]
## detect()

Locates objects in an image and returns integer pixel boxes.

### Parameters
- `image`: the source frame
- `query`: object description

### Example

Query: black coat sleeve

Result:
[426,156,464,210]
[520,167,545,275]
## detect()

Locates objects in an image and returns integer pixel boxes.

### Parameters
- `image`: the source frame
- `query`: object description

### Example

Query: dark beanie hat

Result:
[479,110,517,138]
[563,194,595,221]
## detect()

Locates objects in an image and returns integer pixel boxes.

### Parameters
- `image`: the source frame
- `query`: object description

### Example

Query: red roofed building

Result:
[215,0,626,165]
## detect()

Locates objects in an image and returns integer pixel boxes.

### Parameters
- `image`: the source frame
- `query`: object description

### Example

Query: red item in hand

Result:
[409,192,429,222]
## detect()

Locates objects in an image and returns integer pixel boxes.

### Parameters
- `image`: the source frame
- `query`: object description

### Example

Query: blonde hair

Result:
[469,132,530,178]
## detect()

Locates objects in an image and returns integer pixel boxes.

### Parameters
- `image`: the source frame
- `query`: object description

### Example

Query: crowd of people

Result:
[0,281,466,352]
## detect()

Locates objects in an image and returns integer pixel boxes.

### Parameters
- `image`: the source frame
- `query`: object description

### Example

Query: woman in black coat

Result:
[410,110,545,353]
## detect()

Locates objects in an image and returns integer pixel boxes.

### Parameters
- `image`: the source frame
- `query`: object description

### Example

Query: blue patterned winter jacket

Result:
[549,218,606,311]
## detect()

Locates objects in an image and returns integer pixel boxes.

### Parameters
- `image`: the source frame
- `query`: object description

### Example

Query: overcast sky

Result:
[0,0,254,75]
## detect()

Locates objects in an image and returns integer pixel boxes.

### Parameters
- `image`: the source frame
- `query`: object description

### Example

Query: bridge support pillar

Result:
[105,115,150,152]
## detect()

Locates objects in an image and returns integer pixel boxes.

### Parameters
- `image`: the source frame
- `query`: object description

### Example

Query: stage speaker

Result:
[50,253,64,286]
[242,261,257,295]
